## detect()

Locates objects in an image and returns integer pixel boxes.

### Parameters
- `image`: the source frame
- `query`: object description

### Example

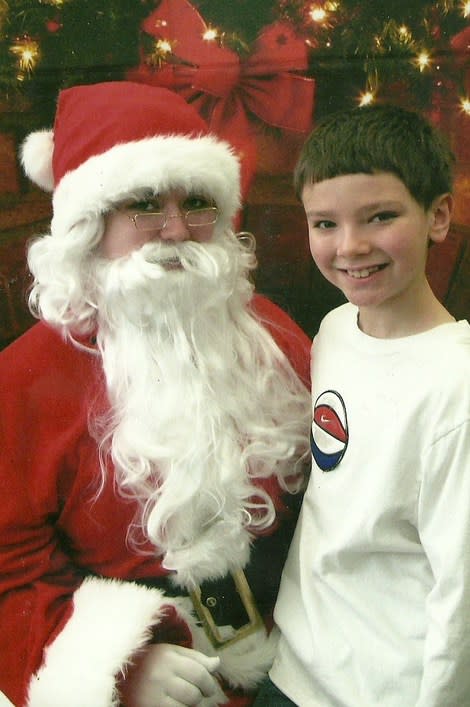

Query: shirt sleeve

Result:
[416,417,470,706]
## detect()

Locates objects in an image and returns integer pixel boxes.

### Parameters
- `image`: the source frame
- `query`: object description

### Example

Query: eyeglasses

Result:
[128,206,219,232]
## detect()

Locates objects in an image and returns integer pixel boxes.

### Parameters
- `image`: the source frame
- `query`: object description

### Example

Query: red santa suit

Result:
[0,297,310,707]
[0,81,312,707]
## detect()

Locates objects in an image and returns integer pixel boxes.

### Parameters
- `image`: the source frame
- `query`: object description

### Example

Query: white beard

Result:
[39,229,311,587]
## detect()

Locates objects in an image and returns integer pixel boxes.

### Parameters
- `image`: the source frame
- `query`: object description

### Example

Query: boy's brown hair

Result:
[294,104,455,209]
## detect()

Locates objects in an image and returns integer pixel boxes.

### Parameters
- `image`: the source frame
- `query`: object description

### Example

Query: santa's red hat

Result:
[21,81,241,236]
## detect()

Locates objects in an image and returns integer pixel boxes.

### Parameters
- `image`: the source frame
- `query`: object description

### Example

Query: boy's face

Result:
[302,171,451,336]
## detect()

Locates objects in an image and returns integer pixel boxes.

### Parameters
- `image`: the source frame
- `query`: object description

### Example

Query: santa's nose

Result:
[159,210,191,242]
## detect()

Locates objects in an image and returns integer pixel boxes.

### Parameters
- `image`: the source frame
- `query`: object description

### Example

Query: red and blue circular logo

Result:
[311,390,348,472]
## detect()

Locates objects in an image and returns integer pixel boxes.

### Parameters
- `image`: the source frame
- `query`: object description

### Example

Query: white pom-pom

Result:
[20,129,55,192]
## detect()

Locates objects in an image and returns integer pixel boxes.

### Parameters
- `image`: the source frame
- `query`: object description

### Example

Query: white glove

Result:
[121,643,221,707]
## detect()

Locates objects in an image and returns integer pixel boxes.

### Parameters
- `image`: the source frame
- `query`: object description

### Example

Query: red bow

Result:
[128,0,315,187]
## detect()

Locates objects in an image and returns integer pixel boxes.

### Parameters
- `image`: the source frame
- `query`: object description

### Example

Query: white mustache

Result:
[137,239,219,272]
[137,232,255,270]
[138,241,190,266]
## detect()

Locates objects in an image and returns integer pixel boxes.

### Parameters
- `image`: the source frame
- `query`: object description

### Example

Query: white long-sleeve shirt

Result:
[271,303,470,707]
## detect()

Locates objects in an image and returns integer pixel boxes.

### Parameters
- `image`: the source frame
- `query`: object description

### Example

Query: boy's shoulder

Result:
[318,302,356,333]
[426,318,470,356]
[316,307,470,367]
[425,320,470,425]
[437,319,470,375]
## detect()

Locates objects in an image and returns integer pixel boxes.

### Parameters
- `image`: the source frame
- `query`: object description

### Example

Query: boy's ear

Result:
[429,193,453,244]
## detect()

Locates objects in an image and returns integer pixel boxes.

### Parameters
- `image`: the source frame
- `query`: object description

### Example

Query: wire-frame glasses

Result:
[129,206,219,232]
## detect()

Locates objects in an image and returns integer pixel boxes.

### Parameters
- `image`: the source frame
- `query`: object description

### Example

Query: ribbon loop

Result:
[129,0,315,136]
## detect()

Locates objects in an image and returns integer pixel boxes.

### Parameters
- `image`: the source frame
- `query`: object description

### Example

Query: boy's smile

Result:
[302,172,452,337]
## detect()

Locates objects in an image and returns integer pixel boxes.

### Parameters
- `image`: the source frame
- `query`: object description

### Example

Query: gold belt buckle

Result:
[189,569,264,649]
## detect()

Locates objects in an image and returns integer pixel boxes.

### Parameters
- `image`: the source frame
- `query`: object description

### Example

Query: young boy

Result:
[254,104,470,706]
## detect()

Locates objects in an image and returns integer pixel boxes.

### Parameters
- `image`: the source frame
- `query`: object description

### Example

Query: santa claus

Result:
[0,81,311,707]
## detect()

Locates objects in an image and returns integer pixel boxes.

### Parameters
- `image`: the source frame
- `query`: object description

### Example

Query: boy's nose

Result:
[159,210,191,242]
[337,226,372,257]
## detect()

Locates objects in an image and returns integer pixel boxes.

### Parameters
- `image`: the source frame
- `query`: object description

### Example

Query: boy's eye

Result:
[182,195,211,211]
[370,211,398,223]
[312,219,336,230]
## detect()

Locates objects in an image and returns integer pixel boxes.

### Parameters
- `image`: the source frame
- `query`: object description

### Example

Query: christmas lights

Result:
[461,97,470,112]
[358,90,375,106]
[9,37,40,75]
[416,51,432,71]
[0,0,468,129]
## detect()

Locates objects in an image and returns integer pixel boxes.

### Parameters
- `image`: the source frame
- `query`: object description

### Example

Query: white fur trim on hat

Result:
[26,577,183,707]
[50,134,241,237]
[20,130,55,192]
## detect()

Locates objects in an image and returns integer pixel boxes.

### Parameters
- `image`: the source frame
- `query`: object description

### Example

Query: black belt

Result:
[139,491,302,648]
[189,568,264,648]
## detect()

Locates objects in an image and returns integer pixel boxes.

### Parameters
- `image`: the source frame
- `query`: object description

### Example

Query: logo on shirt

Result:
[311,390,348,472]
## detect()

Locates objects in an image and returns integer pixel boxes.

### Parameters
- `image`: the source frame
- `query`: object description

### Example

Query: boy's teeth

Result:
[348,266,380,279]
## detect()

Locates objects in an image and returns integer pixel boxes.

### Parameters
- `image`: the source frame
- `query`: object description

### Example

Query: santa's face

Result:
[100,189,218,259]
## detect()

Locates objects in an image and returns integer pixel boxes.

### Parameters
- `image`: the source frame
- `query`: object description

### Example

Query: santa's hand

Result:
[121,643,221,707]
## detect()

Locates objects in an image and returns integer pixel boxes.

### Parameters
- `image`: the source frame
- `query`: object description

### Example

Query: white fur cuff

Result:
[26,577,175,707]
